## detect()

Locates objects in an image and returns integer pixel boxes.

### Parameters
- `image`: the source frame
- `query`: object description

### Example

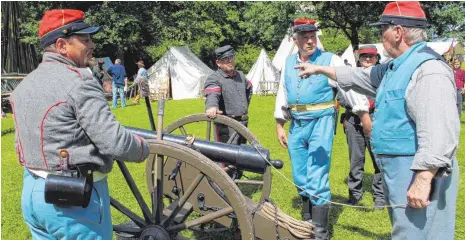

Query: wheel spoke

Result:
[226,130,238,144]
[163,173,205,227]
[110,197,146,227]
[167,206,234,232]
[234,179,264,185]
[113,224,141,235]
[179,126,187,136]
[152,154,164,224]
[206,121,211,141]
[116,160,153,223]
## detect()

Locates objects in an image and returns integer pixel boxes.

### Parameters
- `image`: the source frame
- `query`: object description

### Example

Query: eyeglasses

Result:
[360,54,377,59]
[219,56,235,63]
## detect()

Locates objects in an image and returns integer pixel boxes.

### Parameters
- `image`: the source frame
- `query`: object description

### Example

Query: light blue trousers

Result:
[288,115,335,205]
[112,83,126,108]
[376,156,459,240]
[21,169,113,240]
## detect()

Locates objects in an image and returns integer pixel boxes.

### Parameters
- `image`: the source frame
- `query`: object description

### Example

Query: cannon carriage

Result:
[110,100,314,240]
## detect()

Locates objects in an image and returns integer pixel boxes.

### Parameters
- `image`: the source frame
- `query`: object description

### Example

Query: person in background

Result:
[10,9,149,239]
[204,45,252,145]
[107,58,127,108]
[92,58,106,86]
[340,45,385,209]
[204,45,252,179]
[132,60,148,104]
[452,58,465,117]
[294,2,459,239]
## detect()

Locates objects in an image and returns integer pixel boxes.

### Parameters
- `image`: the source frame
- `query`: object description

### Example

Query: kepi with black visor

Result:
[39,9,101,47]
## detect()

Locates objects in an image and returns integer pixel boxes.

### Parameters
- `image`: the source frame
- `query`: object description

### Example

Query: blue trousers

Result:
[21,169,113,239]
[288,115,335,205]
[376,156,459,240]
[112,83,126,108]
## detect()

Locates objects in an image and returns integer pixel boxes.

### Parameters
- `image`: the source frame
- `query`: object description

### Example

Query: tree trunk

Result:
[117,47,125,64]
[350,26,360,62]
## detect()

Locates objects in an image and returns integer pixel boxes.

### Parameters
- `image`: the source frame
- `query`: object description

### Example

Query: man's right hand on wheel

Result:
[206,107,223,118]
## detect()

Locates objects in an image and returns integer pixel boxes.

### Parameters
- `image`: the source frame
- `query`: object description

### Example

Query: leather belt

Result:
[229,114,248,121]
[290,101,335,112]
[28,169,108,182]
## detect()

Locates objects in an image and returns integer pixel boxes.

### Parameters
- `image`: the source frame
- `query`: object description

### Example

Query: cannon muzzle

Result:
[125,126,283,174]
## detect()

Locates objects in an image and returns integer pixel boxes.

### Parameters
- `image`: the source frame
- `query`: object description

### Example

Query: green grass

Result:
[2,96,464,239]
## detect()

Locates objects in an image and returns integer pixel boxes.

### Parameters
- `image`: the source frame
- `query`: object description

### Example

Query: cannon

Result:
[110,99,314,240]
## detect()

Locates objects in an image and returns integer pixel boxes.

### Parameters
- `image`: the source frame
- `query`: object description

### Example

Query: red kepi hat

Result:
[39,9,101,47]
[359,45,378,55]
[293,18,318,33]
[370,1,427,28]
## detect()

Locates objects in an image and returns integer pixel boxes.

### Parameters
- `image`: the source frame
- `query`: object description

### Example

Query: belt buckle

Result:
[295,105,306,112]
[241,114,248,121]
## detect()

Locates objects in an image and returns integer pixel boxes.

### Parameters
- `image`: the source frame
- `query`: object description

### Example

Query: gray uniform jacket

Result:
[335,59,459,177]
[10,52,150,173]
[204,69,252,117]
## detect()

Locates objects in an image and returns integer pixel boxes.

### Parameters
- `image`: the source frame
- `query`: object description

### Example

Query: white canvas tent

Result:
[246,49,280,94]
[272,32,325,73]
[147,47,213,100]
[272,35,298,73]
[341,41,462,67]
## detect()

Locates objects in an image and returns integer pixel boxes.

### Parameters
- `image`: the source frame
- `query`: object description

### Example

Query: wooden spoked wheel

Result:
[160,113,272,203]
[111,140,253,239]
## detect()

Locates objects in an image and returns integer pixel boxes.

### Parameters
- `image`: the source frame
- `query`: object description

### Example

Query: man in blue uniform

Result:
[295,2,459,239]
[274,18,360,239]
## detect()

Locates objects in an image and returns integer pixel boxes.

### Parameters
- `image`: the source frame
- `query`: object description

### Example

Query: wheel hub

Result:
[139,225,171,240]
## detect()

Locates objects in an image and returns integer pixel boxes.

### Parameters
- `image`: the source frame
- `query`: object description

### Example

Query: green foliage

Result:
[424,2,465,42]
[13,1,465,73]
[316,2,386,50]
[240,2,301,49]
[235,44,262,73]
[85,2,162,60]
[320,28,350,54]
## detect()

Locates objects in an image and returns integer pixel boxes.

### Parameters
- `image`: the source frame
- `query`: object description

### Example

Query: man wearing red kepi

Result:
[339,45,385,209]
[275,17,371,239]
[10,9,150,239]
[295,2,459,239]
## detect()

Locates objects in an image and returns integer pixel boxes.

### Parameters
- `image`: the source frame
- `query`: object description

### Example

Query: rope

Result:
[252,144,407,210]
[258,200,314,239]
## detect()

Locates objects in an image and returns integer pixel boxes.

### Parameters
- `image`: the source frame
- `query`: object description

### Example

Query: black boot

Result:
[312,204,330,240]
[301,196,312,222]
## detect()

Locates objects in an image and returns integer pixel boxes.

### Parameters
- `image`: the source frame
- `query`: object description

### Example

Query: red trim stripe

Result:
[66,65,83,80]
[40,101,67,170]
[10,100,26,166]
[205,87,221,94]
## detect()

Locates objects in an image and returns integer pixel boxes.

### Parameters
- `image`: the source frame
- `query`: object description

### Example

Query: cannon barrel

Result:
[125,126,283,174]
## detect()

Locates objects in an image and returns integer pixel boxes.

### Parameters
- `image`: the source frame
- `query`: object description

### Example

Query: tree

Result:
[240,2,301,50]
[315,2,386,51]
[423,2,465,42]
[85,2,162,66]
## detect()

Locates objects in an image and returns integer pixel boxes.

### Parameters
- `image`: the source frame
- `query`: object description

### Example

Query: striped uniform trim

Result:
[205,87,221,94]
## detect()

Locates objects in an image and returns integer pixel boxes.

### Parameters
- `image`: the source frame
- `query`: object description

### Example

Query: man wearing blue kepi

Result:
[275,18,369,240]
[295,2,459,239]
